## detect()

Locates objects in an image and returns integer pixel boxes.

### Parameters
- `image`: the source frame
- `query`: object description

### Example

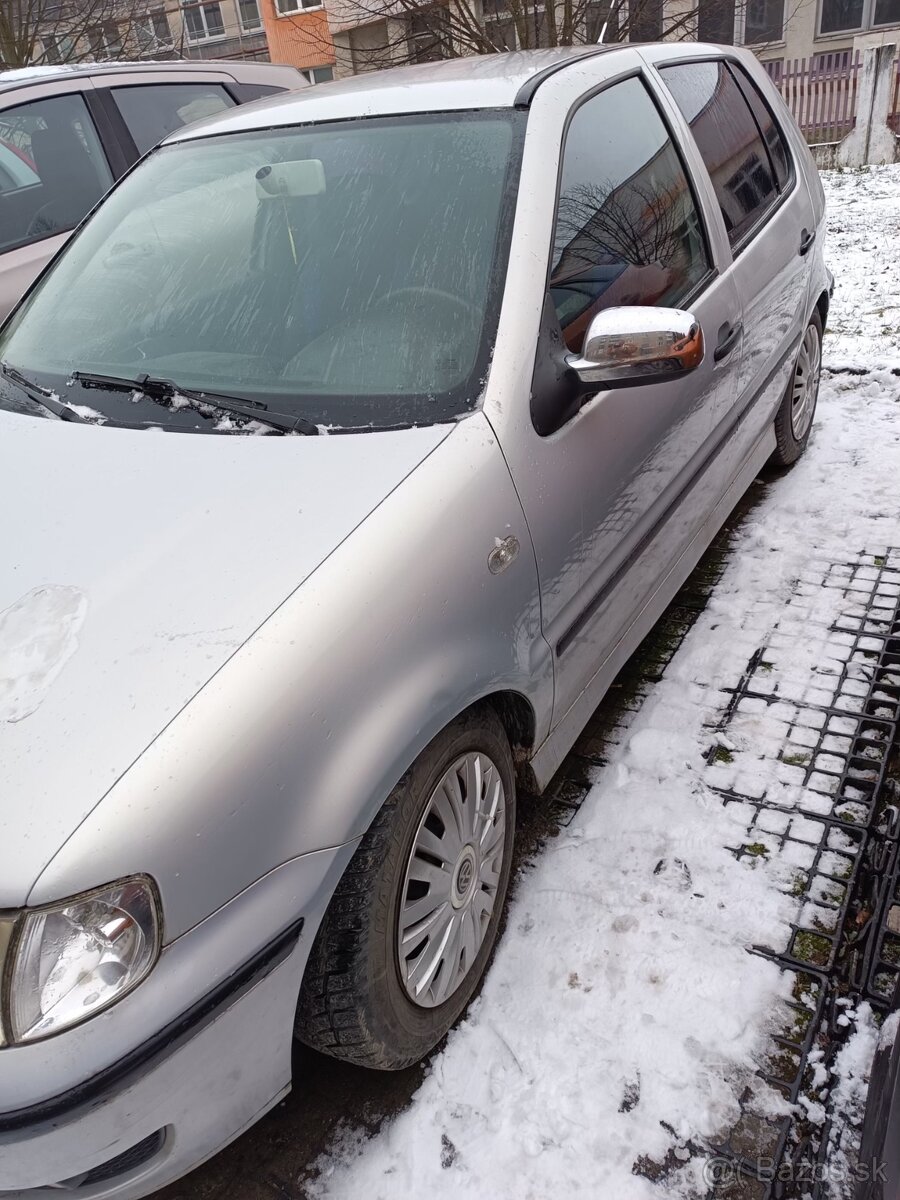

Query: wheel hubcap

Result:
[397,751,506,1009]
[790,324,821,441]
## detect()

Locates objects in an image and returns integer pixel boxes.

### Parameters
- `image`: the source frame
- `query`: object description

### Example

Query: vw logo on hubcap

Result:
[451,845,477,908]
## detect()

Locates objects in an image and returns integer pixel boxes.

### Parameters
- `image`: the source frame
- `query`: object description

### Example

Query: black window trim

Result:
[653,53,798,261]
[544,65,720,342]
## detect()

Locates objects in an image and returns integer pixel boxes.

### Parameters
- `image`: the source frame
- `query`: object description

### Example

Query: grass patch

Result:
[792,930,831,967]
[783,752,810,767]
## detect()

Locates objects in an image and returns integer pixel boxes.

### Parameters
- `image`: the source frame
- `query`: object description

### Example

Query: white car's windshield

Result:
[0,111,523,432]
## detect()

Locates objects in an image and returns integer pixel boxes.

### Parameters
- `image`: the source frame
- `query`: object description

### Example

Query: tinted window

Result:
[232,82,287,103]
[729,63,791,191]
[550,76,710,353]
[111,84,235,156]
[0,93,112,255]
[660,61,778,249]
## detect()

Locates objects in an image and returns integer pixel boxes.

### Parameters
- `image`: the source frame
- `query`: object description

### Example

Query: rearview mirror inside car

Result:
[255,160,326,199]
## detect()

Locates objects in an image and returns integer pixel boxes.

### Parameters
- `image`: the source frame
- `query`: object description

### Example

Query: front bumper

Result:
[0,843,356,1199]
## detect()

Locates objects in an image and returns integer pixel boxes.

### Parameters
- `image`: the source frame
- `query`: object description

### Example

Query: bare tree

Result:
[0,0,186,70]
[322,0,762,75]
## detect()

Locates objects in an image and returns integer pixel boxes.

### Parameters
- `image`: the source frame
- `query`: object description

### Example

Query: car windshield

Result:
[0,111,523,432]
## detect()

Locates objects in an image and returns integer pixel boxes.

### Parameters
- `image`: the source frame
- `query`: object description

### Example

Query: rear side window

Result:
[550,75,711,353]
[111,84,236,156]
[231,82,288,103]
[730,63,791,192]
[659,60,781,249]
[0,93,113,255]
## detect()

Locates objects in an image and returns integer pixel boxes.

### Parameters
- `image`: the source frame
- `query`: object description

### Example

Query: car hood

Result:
[0,411,451,907]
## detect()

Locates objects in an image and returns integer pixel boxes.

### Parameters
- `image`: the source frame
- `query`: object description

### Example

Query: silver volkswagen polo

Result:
[0,45,828,1198]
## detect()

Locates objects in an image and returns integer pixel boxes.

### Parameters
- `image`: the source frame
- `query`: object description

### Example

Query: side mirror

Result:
[567,306,704,390]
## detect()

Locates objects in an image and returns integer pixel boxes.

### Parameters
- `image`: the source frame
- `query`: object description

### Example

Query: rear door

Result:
[0,83,114,320]
[651,53,816,443]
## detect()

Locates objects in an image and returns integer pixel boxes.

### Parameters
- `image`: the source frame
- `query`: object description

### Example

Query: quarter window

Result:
[0,93,112,254]
[660,60,781,250]
[550,76,710,353]
[111,84,235,155]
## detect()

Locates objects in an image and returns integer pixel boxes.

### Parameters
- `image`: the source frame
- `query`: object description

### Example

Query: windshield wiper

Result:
[70,371,320,436]
[1,362,87,423]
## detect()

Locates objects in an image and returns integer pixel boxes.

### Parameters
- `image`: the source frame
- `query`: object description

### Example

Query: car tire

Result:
[295,704,516,1070]
[771,310,823,467]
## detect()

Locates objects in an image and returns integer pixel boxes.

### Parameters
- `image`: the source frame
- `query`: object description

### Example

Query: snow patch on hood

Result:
[0,585,87,723]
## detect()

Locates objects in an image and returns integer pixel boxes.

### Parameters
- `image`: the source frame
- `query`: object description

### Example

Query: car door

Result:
[652,54,816,446]
[492,71,743,727]
[0,83,114,321]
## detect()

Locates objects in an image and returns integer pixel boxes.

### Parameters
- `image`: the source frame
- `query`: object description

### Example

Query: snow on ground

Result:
[312,166,900,1199]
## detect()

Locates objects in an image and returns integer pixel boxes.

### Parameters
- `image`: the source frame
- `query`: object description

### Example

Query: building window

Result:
[238,0,263,29]
[483,11,517,49]
[697,0,735,42]
[819,0,900,30]
[744,0,784,42]
[408,5,452,62]
[135,9,173,52]
[819,0,898,31]
[42,33,76,62]
[274,0,322,14]
[873,0,900,24]
[628,0,663,42]
[585,0,618,41]
[182,2,226,39]
[310,65,334,82]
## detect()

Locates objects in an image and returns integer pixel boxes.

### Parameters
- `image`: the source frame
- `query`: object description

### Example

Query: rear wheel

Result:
[771,311,822,467]
[296,706,515,1069]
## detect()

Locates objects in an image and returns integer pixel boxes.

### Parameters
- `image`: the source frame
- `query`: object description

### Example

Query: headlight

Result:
[5,877,161,1044]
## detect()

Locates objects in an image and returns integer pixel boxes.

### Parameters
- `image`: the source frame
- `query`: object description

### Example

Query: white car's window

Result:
[550,76,711,353]
[0,113,523,432]
[0,93,113,255]
[111,84,236,156]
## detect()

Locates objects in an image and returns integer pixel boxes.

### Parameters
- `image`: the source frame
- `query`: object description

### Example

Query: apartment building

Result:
[38,0,270,66]
[255,0,898,82]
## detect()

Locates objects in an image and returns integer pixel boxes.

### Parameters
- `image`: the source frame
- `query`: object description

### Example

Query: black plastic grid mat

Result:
[701,551,900,1198]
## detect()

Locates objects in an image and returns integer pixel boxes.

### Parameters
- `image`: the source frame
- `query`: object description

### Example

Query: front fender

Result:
[31,414,551,938]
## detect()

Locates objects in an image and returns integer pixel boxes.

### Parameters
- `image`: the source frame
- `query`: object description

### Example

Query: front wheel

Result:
[296,705,516,1070]
[771,311,823,467]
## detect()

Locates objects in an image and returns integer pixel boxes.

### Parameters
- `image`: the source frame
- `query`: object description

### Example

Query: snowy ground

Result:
[310,166,900,1200]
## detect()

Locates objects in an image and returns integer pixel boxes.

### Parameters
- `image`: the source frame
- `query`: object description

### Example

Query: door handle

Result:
[799,228,816,256]
[714,321,742,362]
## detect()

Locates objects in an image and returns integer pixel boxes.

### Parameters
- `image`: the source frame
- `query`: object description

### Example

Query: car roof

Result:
[167,46,628,141]
[0,59,285,95]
